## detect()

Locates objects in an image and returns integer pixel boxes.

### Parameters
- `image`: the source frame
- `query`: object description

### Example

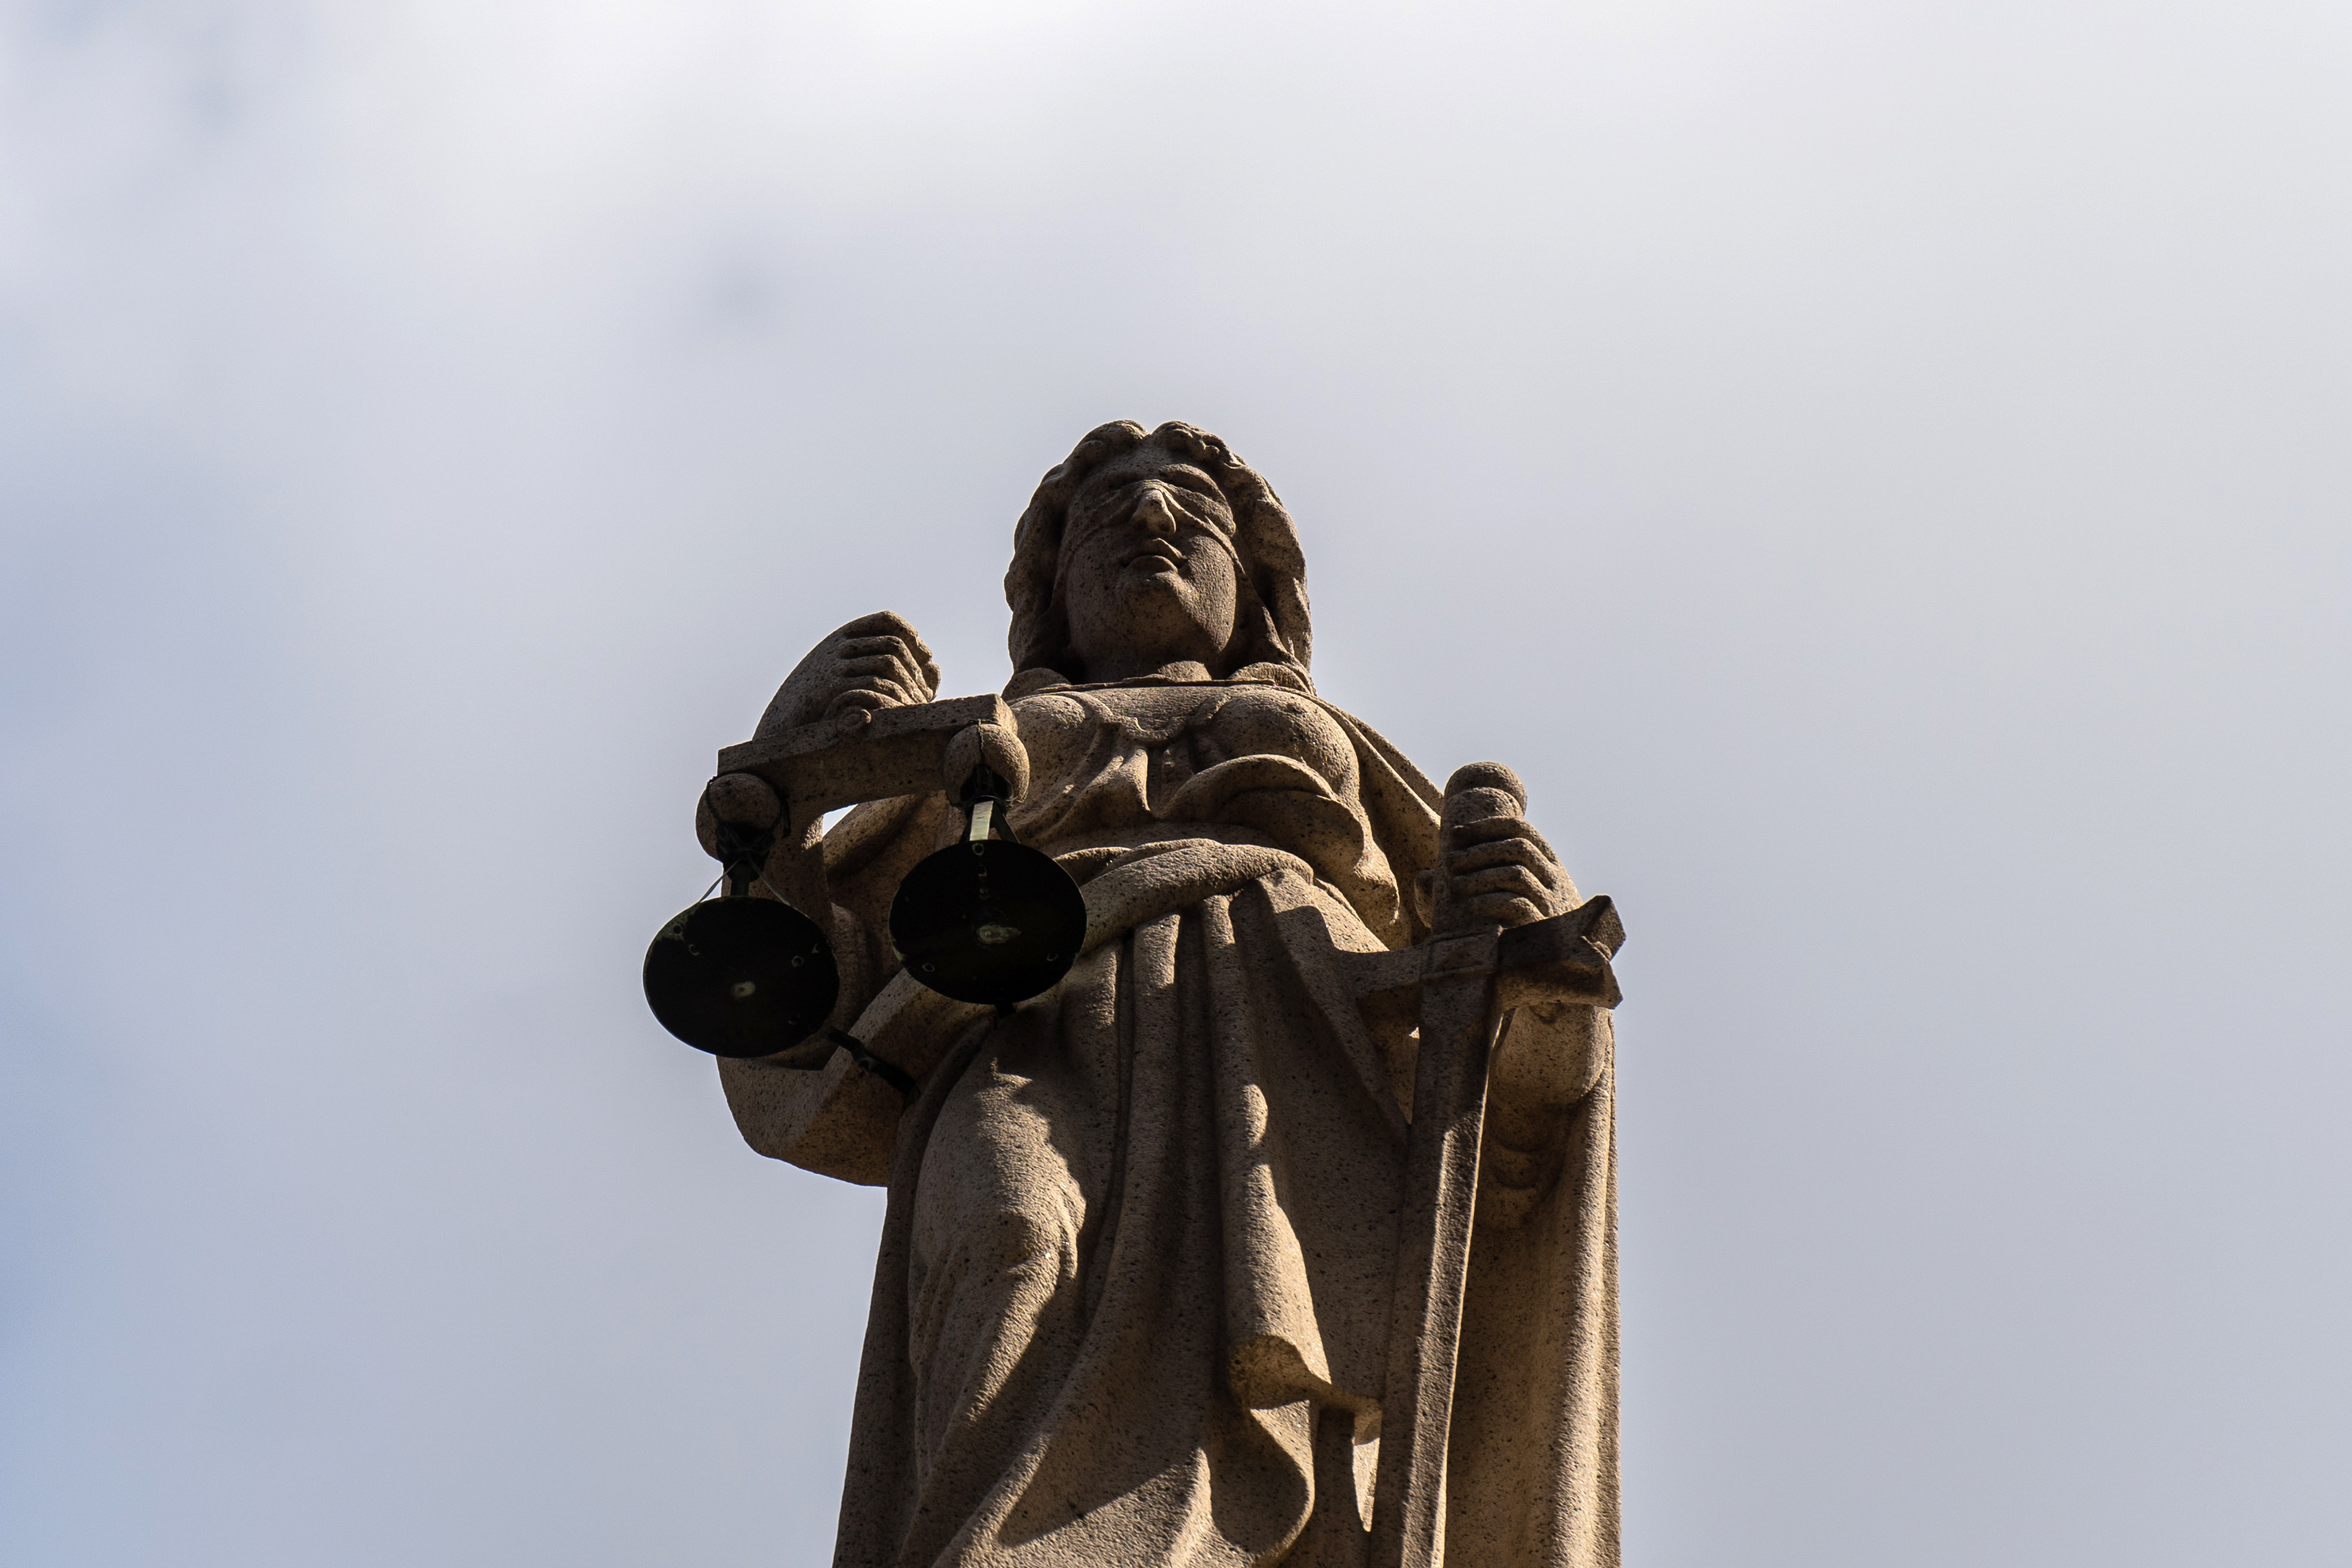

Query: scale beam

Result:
[716,694,1013,830]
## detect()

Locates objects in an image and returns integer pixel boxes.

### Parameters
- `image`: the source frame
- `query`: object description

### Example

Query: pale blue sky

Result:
[3,3,2348,1564]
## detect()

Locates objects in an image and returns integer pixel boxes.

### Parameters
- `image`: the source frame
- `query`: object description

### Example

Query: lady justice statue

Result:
[685,422,1621,1568]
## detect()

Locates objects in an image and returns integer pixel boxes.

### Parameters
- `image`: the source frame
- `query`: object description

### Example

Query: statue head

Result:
[1005,421,1312,692]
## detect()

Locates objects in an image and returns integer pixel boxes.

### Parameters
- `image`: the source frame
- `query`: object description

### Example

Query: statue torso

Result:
[1003,681,1398,935]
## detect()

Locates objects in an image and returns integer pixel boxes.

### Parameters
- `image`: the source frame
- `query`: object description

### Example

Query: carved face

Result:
[1057,444,1242,678]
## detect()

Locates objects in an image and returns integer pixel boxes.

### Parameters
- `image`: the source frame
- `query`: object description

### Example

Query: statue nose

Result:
[1132,485,1180,533]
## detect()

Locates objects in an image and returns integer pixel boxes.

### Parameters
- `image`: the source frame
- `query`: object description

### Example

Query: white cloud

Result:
[4,3,2349,1564]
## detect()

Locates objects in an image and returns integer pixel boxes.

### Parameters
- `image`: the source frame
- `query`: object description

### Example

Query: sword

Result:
[1330,765,1625,1568]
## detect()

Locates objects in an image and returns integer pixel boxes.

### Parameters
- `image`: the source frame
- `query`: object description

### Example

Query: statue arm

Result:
[692,611,956,1183]
[701,609,969,1032]
[693,788,951,1186]
[1416,762,1612,1219]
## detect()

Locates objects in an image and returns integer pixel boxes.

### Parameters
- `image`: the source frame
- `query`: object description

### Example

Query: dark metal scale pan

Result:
[888,797,1086,1007]
[643,894,839,1058]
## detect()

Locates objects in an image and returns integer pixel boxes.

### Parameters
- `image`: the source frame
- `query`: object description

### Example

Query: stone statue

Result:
[694,421,1621,1567]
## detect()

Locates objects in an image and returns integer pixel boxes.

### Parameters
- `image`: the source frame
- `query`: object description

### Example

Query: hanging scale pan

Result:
[644,890,839,1058]
[890,797,1085,1007]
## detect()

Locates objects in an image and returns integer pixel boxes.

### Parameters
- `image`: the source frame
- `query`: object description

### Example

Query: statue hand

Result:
[759,610,943,736]
[1428,763,1573,932]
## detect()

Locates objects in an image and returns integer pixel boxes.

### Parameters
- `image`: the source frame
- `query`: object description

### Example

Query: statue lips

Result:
[1119,541,1187,576]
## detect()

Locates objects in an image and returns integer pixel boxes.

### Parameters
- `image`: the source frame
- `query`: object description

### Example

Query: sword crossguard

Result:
[1332,895,1625,1019]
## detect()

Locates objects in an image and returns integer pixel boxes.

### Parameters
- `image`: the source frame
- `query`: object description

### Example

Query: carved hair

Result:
[1004,420,1313,692]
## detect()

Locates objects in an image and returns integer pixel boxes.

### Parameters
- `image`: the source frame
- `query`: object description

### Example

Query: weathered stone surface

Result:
[716,694,1012,831]
[694,420,1622,1567]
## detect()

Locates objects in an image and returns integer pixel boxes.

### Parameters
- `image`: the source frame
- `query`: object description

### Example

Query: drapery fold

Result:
[837,850,1404,1567]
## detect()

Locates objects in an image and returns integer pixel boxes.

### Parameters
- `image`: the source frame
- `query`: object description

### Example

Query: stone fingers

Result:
[1444,810,1562,869]
[816,633,936,720]
[827,658,928,711]
[1439,788,1569,926]
[829,614,941,694]
[1449,861,1557,904]
[833,638,937,698]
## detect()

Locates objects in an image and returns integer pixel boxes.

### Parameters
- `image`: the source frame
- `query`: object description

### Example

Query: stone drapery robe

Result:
[718,677,1618,1568]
